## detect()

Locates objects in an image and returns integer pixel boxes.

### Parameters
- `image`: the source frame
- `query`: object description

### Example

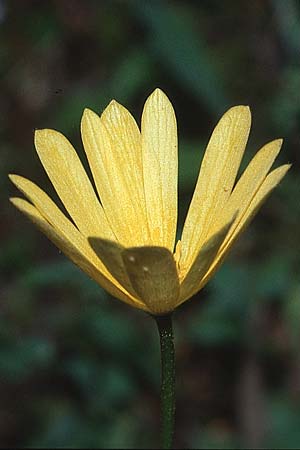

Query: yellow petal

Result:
[10,174,98,258]
[181,106,251,271]
[178,217,236,304]
[218,139,283,233]
[10,197,146,310]
[9,174,108,274]
[141,88,178,251]
[88,238,141,301]
[34,129,114,239]
[199,163,291,290]
[9,175,145,310]
[81,103,149,247]
[122,246,180,315]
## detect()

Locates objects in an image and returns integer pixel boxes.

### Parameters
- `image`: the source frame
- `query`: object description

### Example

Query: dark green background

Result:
[1,0,300,448]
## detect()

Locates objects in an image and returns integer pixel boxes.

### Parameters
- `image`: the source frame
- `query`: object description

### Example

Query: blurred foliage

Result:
[1,0,300,448]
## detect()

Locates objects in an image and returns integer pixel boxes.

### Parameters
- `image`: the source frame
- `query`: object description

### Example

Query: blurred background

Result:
[1,0,300,448]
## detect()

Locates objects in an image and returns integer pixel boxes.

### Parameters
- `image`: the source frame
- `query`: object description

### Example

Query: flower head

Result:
[9,89,290,315]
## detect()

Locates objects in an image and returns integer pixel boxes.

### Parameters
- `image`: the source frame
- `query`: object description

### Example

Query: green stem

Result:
[154,313,176,449]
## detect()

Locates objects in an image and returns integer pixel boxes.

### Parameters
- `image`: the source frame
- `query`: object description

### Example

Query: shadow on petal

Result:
[88,237,140,300]
[178,215,237,305]
[122,246,180,315]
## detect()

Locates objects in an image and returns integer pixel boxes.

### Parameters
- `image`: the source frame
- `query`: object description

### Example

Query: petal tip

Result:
[34,128,67,153]
[8,173,29,188]
[34,129,47,153]
[271,163,291,184]
[106,99,122,111]
[149,87,168,101]
[81,107,97,125]
[244,105,251,117]
[34,128,53,147]
[271,137,284,147]
[281,162,292,171]
[230,105,252,128]
[82,107,93,116]
[34,128,42,142]
[274,138,284,152]
[9,196,25,208]
[153,87,165,95]
[143,88,175,122]
[227,104,251,118]
[8,173,17,182]
[9,174,23,189]
[239,104,251,114]
[34,128,45,138]
[101,99,126,122]
[285,163,292,171]
[276,138,284,148]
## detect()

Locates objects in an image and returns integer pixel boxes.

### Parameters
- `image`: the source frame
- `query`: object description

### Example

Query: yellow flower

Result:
[9,89,290,315]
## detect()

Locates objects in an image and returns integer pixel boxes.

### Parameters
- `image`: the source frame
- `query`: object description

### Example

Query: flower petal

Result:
[141,88,178,251]
[181,106,251,271]
[88,237,141,301]
[218,139,283,232]
[199,163,291,290]
[178,217,236,304]
[122,246,180,315]
[10,197,146,310]
[34,129,114,239]
[81,103,150,247]
[9,175,145,310]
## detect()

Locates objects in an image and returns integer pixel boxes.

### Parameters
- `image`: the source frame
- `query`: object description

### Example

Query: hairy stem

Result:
[154,313,176,449]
